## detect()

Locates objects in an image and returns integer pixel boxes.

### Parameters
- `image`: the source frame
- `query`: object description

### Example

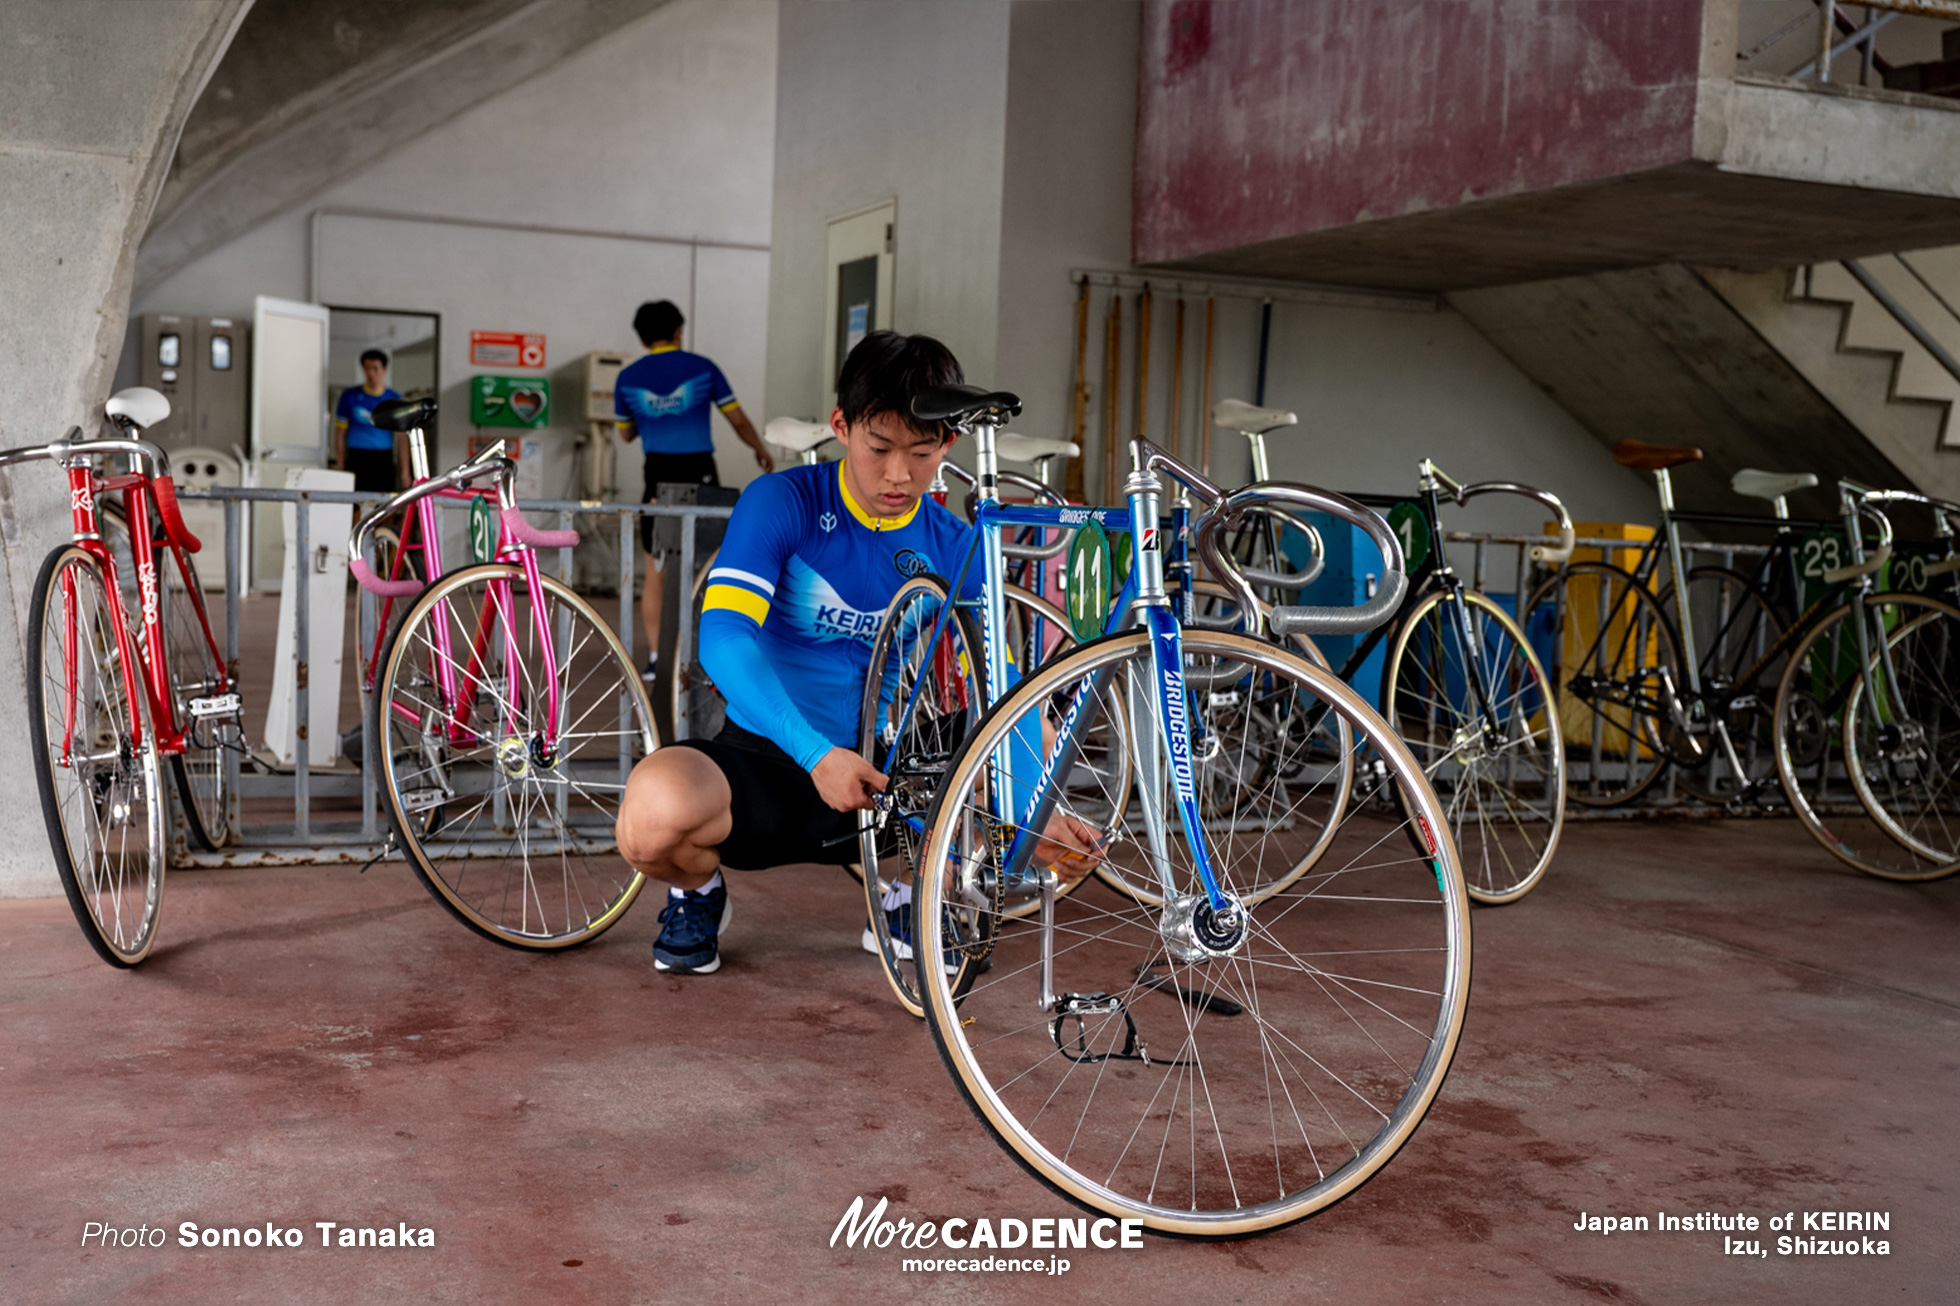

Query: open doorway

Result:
[327,306,440,452]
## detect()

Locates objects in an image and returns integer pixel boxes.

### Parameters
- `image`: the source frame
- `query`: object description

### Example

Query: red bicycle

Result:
[11,387,240,966]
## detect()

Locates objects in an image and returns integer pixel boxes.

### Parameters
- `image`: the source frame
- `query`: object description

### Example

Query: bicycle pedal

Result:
[189,692,241,720]
[399,787,452,813]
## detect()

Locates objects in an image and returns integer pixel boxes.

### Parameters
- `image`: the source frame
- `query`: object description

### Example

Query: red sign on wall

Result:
[470,331,546,369]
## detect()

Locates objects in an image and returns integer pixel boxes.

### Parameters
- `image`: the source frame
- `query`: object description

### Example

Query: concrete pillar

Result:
[0,0,251,897]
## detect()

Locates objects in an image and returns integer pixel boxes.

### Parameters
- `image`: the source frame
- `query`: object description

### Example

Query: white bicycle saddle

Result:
[1731,469,1818,502]
[997,432,1079,463]
[764,416,832,453]
[105,386,171,432]
[1212,398,1296,436]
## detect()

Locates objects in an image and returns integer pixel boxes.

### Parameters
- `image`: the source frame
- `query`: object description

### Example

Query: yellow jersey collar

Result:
[648,342,679,354]
[837,461,920,531]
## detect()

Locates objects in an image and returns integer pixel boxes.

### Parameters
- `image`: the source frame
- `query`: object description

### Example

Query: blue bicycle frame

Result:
[883,430,1259,917]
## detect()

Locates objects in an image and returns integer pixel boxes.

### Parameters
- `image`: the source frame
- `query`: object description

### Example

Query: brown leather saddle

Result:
[1613,439,1703,472]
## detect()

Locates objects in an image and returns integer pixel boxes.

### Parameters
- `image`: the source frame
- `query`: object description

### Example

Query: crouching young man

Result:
[614,332,1098,974]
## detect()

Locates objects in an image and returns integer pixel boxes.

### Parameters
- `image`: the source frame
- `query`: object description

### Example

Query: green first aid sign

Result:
[471,375,550,428]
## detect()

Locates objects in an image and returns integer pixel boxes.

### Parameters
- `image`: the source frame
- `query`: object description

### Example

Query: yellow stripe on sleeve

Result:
[702,584,770,625]
[716,396,741,411]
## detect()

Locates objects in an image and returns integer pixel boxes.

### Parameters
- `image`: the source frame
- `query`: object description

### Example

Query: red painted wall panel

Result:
[1135,0,1707,265]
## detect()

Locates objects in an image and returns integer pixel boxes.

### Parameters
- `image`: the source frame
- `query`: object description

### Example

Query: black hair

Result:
[835,331,964,442]
[633,300,686,346]
[359,348,389,368]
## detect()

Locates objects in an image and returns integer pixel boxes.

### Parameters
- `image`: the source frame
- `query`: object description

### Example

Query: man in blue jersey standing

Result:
[614,332,1098,975]
[615,300,774,679]
[332,349,405,492]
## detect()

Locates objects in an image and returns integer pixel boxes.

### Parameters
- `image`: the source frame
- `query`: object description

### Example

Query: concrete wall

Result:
[769,0,1654,544]
[1133,0,1706,266]
[765,0,1011,421]
[134,0,777,495]
[0,0,251,898]
[992,1,1141,443]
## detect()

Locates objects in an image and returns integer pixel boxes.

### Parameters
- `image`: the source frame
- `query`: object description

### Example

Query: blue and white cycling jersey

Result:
[698,461,981,770]
[613,345,738,455]
[336,386,401,452]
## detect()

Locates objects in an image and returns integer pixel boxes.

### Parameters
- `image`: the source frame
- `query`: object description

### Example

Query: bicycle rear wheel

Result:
[1659,567,1785,805]
[27,546,167,966]
[372,562,657,947]
[159,543,236,849]
[1525,562,1681,807]
[1385,588,1563,904]
[1774,592,1960,881]
[917,629,1470,1236]
[859,575,993,1016]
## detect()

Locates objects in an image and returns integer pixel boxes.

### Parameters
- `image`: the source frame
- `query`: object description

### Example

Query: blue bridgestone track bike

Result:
[883,387,1472,1238]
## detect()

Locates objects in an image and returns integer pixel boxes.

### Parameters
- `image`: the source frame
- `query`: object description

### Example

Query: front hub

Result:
[1162,891,1249,961]
[496,735,530,779]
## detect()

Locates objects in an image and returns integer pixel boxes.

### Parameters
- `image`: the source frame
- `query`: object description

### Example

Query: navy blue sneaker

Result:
[653,881,731,974]
[862,896,959,976]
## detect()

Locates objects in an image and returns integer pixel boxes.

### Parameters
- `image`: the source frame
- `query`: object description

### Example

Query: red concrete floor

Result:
[2,819,1954,1304]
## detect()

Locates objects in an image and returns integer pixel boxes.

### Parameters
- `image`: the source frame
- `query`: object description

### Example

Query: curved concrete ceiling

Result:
[137,0,671,295]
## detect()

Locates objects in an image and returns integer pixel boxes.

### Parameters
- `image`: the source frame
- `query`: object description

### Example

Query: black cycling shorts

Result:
[669,722,858,870]
[640,451,720,558]
[345,446,398,495]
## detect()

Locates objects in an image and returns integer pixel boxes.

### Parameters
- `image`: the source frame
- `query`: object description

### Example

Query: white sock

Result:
[881,881,912,911]
[672,870,723,899]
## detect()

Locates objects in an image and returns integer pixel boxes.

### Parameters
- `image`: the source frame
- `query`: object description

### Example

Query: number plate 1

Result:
[1388,501,1430,571]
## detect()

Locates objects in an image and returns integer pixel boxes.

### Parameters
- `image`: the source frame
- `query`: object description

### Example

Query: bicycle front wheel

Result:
[27,546,167,966]
[1385,588,1563,904]
[1775,592,1960,881]
[372,562,657,947]
[1090,578,1350,908]
[917,629,1471,1236]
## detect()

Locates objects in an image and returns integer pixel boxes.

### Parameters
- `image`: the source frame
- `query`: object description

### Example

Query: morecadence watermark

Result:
[831,1195,1144,1275]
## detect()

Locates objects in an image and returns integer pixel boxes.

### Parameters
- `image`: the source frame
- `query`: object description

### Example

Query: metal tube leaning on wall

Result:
[1102,293,1122,505]
[1200,298,1215,478]
[1067,277,1090,504]
[1170,296,1186,464]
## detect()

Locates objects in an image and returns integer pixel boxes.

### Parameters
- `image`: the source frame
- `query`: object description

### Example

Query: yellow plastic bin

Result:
[1546,522,1662,762]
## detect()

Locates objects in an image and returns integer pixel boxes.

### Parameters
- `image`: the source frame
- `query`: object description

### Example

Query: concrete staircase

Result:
[1701,252,1960,494]
[1450,252,1960,516]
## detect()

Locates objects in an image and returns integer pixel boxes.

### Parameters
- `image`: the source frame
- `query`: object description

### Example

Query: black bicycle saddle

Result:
[371,397,437,433]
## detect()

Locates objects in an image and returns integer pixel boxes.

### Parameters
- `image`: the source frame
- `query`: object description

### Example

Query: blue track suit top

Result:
[697,461,981,770]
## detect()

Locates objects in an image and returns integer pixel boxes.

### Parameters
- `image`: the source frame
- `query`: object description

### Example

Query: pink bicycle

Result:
[350,404,657,949]
[13,387,240,966]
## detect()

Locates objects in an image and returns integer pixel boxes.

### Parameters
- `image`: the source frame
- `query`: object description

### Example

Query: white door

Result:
[822,200,896,413]
[251,295,330,590]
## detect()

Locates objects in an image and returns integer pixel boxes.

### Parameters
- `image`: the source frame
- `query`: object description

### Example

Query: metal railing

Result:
[179,485,730,866]
[1841,256,1960,393]
[1739,1,1960,89]
[178,481,1906,863]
